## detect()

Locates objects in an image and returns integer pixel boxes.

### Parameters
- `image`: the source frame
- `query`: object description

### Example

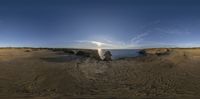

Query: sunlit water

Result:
[98,49,141,60]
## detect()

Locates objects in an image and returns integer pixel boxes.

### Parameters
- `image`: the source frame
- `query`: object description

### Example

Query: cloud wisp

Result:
[73,33,149,49]
[130,33,149,45]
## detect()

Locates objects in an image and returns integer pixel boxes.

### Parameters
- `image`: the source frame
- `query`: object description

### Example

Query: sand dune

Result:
[0,48,200,98]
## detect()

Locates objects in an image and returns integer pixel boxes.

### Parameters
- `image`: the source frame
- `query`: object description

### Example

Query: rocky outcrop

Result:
[49,48,101,60]
[63,50,75,54]
[103,51,112,61]
[76,51,90,57]
[24,49,31,52]
[75,50,101,60]
[98,49,112,61]
[50,48,75,54]
[139,48,170,56]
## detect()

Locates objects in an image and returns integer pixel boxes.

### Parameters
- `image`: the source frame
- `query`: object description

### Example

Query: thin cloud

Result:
[130,33,149,44]
[155,27,191,35]
[72,33,149,49]
[75,40,115,48]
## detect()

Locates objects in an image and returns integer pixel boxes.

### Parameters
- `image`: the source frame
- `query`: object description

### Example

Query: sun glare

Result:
[91,41,104,47]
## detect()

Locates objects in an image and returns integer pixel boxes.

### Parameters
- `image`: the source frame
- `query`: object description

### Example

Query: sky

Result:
[1,0,200,49]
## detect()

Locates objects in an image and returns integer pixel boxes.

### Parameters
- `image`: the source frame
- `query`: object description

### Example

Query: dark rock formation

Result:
[75,50,101,60]
[139,50,146,55]
[49,48,101,60]
[25,50,31,52]
[50,48,75,54]
[139,48,170,56]
[76,51,90,57]
[63,50,75,54]
[103,51,112,61]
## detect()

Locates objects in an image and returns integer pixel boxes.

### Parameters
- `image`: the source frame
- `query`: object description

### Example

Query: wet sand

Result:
[1,48,200,99]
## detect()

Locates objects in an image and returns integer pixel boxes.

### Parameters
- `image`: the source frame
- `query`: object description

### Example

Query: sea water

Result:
[98,49,141,60]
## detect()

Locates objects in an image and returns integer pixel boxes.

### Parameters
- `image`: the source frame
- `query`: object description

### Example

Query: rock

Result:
[50,49,75,54]
[25,50,31,52]
[98,49,112,61]
[76,51,90,57]
[139,50,146,55]
[76,50,101,60]
[103,51,112,61]
[63,50,75,54]
[139,48,170,56]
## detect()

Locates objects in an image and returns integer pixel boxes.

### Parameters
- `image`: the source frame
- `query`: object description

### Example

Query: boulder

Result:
[103,51,112,61]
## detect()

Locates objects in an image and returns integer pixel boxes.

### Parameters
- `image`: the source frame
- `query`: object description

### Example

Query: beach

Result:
[0,48,200,98]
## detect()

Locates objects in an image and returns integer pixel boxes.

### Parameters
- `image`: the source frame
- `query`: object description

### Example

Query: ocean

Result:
[98,49,141,60]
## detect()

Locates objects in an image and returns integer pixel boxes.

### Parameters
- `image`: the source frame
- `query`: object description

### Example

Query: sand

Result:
[0,48,200,99]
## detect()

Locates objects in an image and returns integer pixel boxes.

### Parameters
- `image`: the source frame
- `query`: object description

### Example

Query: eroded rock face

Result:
[76,51,90,57]
[103,51,112,61]
[49,48,101,60]
[63,50,75,54]
[140,48,170,56]
[98,49,112,61]
[75,50,101,60]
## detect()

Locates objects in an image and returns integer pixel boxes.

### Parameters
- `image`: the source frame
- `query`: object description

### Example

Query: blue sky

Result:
[1,0,200,49]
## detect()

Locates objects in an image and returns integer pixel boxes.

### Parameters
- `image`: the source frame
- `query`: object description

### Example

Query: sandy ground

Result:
[1,48,200,99]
